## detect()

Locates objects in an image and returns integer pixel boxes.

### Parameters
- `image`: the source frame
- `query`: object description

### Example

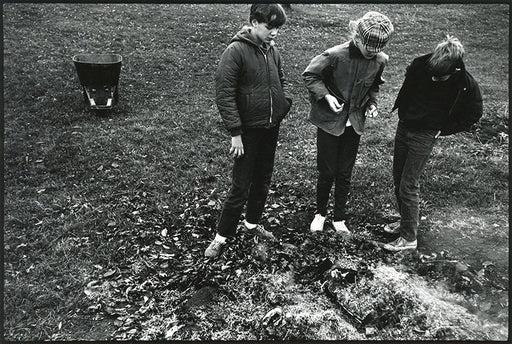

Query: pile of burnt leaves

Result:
[169,228,303,303]
[355,287,421,331]
[294,256,375,330]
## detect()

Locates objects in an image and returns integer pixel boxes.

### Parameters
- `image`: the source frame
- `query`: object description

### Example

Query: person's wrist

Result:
[230,127,242,137]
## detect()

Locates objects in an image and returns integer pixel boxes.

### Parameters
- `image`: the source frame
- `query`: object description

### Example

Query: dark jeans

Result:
[393,120,437,241]
[217,126,280,237]
[316,126,361,221]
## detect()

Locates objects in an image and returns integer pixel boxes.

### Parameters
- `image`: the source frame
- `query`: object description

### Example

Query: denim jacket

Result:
[303,41,387,136]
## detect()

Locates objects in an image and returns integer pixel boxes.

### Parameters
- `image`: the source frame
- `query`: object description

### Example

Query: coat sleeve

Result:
[367,53,388,108]
[440,77,483,136]
[392,59,416,112]
[302,51,333,101]
[215,43,243,137]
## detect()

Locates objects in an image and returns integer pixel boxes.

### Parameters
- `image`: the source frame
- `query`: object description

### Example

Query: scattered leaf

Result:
[165,324,184,339]
[365,326,376,336]
[103,269,116,278]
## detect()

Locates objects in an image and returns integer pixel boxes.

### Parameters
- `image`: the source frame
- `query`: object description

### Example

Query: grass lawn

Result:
[3,3,509,340]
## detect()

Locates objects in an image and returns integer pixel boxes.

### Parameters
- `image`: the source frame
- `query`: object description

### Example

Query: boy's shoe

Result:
[310,214,326,232]
[333,220,350,234]
[247,224,275,240]
[383,236,417,252]
[384,221,400,234]
[204,238,226,258]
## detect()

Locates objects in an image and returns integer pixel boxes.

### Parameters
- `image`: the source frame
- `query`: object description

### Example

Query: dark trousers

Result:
[217,126,280,238]
[316,126,361,221]
[393,121,437,241]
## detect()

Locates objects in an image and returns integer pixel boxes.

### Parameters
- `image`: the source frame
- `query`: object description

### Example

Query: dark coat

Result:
[392,54,483,136]
[215,26,292,136]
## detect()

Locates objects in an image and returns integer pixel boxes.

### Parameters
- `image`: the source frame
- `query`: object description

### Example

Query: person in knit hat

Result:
[303,11,393,234]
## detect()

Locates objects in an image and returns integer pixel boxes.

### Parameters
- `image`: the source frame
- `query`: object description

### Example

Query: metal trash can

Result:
[72,54,122,110]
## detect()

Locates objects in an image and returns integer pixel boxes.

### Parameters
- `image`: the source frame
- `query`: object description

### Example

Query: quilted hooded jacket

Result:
[215,26,292,136]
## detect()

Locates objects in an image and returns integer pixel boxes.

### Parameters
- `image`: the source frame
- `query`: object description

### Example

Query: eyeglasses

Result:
[431,68,461,81]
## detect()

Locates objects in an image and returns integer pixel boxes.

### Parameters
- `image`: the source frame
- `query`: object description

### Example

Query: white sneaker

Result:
[310,214,326,232]
[204,238,226,258]
[383,236,417,252]
[333,220,350,234]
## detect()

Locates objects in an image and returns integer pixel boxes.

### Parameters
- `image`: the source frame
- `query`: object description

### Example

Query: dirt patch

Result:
[420,209,508,276]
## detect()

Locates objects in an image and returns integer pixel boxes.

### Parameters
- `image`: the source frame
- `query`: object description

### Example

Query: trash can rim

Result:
[72,54,123,64]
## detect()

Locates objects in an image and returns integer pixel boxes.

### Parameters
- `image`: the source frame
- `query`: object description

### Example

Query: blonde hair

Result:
[348,19,360,41]
[429,35,465,76]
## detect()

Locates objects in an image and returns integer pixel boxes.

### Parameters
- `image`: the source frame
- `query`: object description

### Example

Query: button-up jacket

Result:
[303,41,387,136]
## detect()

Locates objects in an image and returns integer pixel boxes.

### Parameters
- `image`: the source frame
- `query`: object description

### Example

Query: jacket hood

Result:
[231,26,275,49]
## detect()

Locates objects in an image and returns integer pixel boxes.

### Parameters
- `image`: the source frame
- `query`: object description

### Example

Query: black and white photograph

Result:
[3,2,509,341]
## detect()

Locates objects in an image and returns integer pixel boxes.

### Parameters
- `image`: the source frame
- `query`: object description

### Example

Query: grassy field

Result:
[3,3,509,340]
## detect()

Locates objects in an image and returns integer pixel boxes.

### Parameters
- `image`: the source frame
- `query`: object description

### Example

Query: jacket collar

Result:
[231,26,274,51]
[348,40,364,59]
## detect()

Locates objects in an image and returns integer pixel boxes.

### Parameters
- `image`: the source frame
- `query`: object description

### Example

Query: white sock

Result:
[244,219,257,229]
[214,233,227,243]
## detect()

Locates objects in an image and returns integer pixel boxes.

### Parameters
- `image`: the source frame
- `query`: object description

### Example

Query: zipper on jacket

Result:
[260,47,273,125]
[447,88,464,119]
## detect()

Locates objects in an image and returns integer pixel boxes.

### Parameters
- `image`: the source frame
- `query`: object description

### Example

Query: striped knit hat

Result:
[356,11,394,53]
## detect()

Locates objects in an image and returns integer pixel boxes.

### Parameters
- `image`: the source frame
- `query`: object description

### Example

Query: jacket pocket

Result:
[354,78,374,108]
[273,86,291,123]
[311,98,345,130]
[237,87,253,118]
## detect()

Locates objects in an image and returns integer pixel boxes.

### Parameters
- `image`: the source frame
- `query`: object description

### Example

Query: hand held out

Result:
[325,94,344,113]
[365,104,378,118]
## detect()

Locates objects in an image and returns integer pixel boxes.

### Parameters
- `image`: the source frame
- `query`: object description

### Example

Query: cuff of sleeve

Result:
[440,129,454,136]
[229,127,242,136]
[315,91,329,101]
[367,100,377,108]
